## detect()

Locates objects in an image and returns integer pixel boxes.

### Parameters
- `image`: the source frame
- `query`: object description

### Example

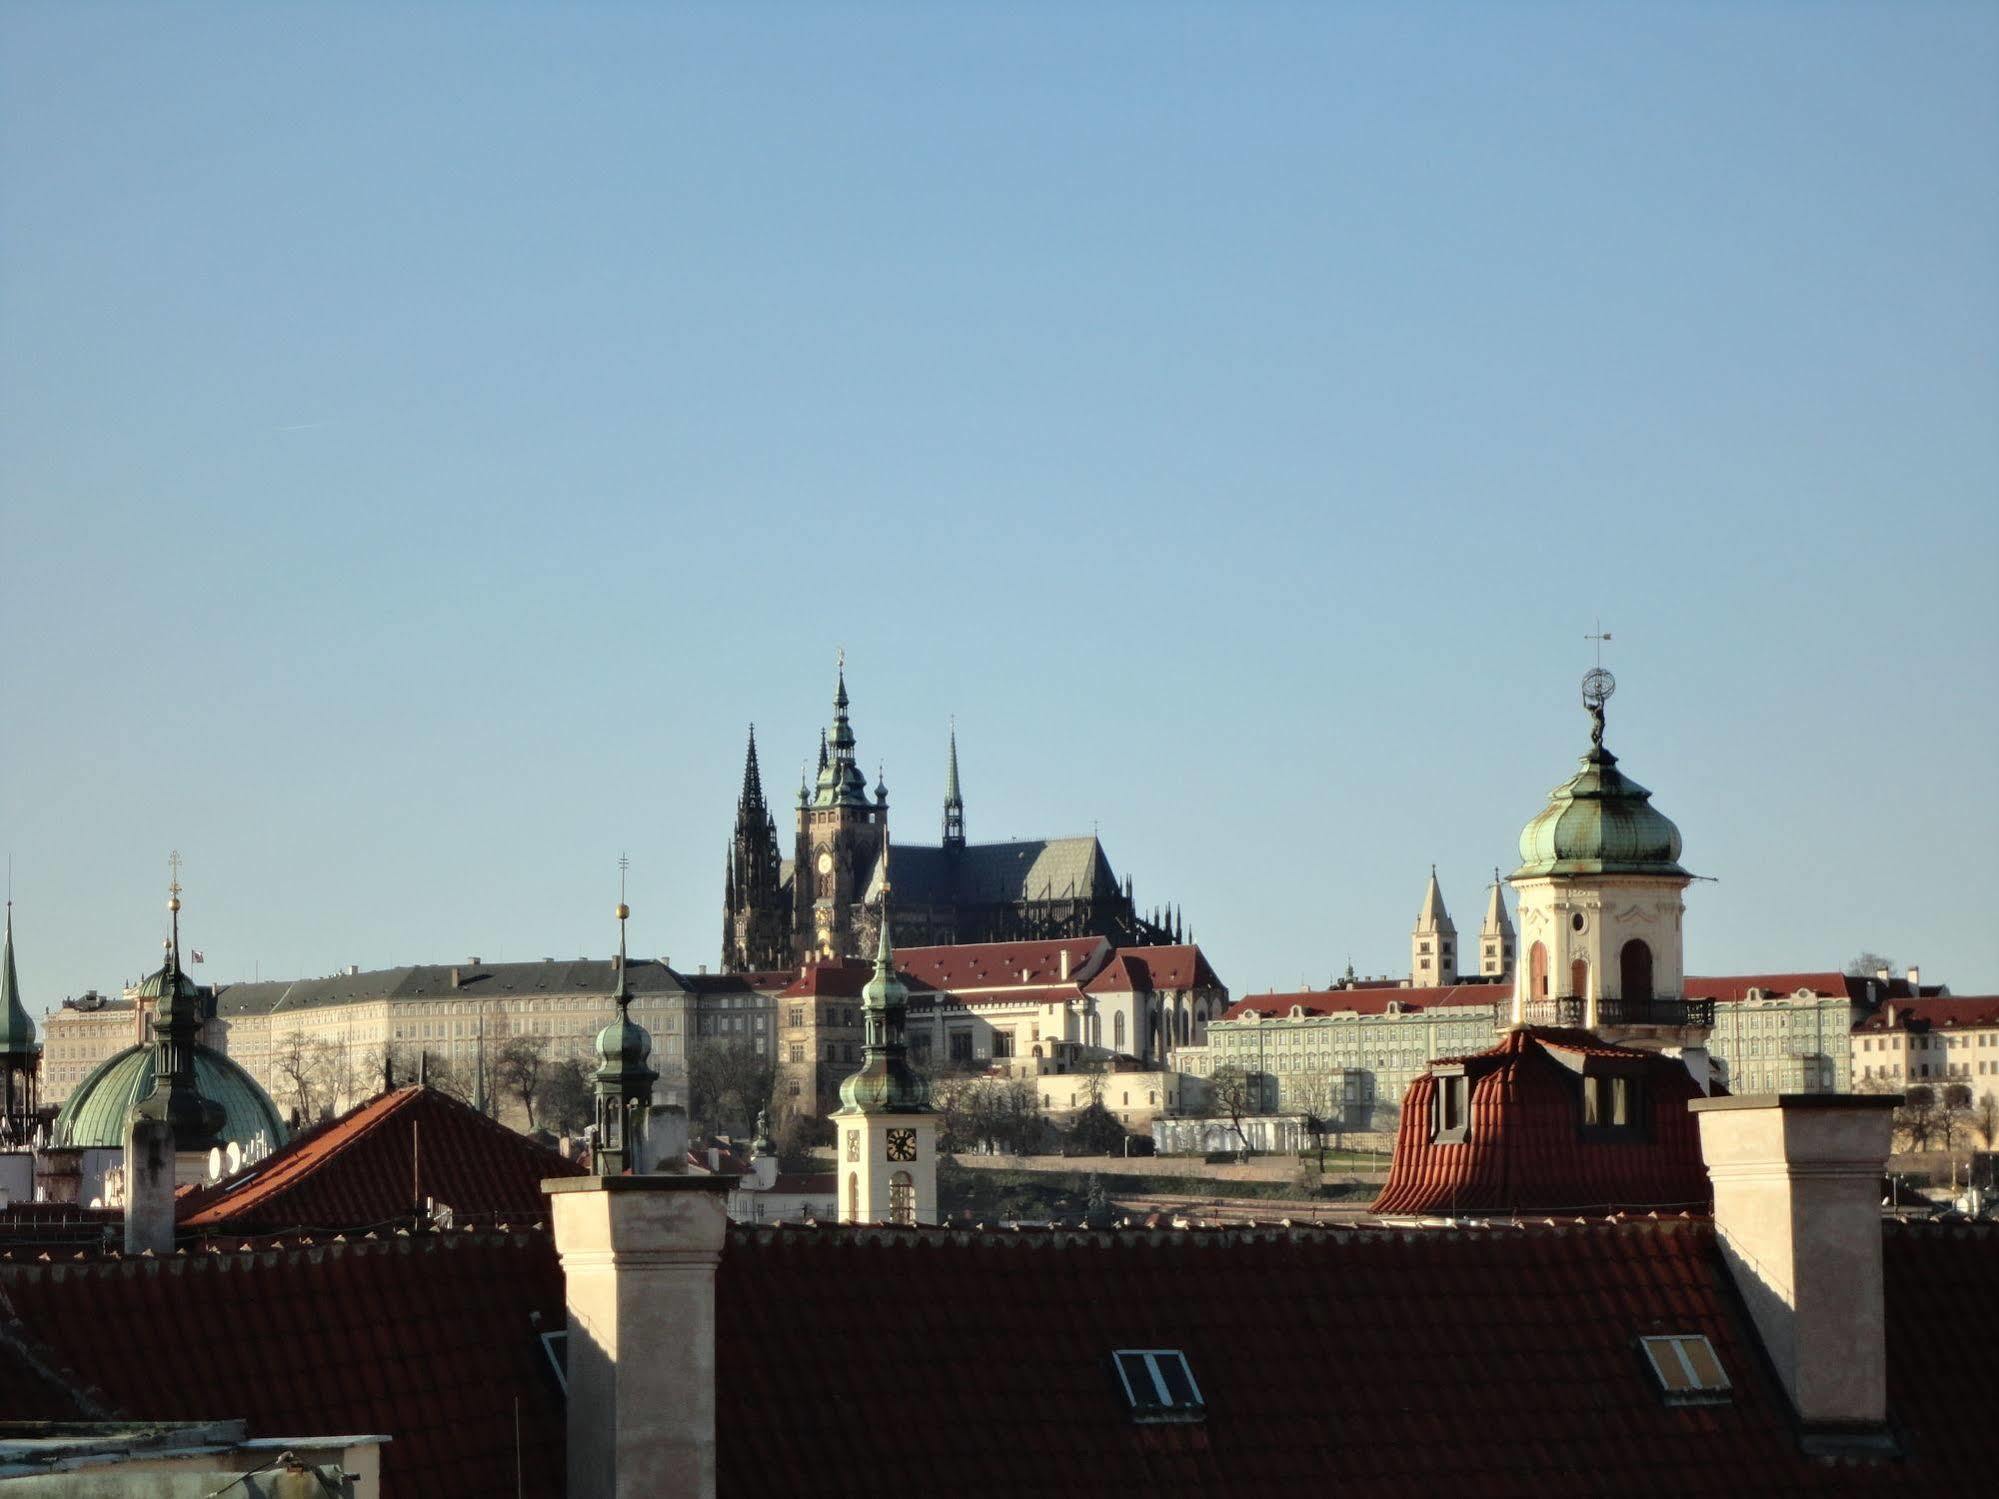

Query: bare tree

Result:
[1895,1084,1940,1153]
[686,1040,775,1139]
[1845,952,1900,980]
[1974,1093,1999,1151]
[495,1034,550,1130]
[1201,1064,1261,1159]
[272,1031,335,1125]
[935,1075,1043,1156]
[539,1057,594,1137]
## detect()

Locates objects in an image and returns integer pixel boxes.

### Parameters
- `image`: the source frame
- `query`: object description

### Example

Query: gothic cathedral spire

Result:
[722,724,790,972]
[943,719,965,849]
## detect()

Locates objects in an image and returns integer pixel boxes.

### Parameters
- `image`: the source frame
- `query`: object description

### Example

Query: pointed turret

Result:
[1479,867,1516,979]
[738,723,767,814]
[0,900,38,1138]
[943,720,965,848]
[1411,865,1459,987]
[595,874,658,1176]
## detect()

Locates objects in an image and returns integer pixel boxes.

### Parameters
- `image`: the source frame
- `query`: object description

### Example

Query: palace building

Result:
[722,665,1184,972]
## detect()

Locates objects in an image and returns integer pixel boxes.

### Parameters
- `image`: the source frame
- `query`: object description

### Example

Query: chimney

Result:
[544,1175,735,1499]
[1060,949,1070,981]
[1690,1093,1899,1446]
[1907,965,1921,989]
[450,968,461,990]
[122,1112,177,1255]
[1875,966,1890,983]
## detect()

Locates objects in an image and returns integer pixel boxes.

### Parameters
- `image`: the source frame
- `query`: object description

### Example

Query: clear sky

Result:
[3,3,1995,1013]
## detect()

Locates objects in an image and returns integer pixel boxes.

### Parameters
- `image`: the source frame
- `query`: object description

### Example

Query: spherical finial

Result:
[167,896,181,913]
[615,902,630,922]
[1580,667,1616,710]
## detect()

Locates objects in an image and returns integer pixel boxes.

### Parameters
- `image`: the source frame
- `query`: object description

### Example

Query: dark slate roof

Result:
[0,1230,566,1498]
[1372,1028,1713,1218]
[887,837,1118,906]
[212,958,692,1016]
[178,1085,584,1234]
[717,1218,1999,1495]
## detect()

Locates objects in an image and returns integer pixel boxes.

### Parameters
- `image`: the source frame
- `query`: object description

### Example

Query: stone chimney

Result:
[1906,964,1921,989]
[544,1175,736,1499]
[1690,1093,1899,1447]
[122,1112,177,1255]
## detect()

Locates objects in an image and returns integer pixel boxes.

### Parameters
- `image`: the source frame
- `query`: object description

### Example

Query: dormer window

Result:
[1113,1349,1205,1423]
[1582,1074,1644,1137]
[1432,1070,1470,1143]
[1638,1334,1731,1405]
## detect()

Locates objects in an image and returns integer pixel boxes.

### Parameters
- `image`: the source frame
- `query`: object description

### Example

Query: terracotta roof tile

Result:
[0,1230,566,1497]
[178,1085,583,1233]
[1372,1029,1713,1217]
[1083,946,1224,996]
[1854,996,1999,1032]
[1225,981,1507,1021]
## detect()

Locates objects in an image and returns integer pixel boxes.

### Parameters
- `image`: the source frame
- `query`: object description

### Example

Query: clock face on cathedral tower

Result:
[886,1129,917,1162]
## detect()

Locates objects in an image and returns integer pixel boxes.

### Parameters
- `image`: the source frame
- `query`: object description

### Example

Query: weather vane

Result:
[618,851,629,904]
[167,849,184,899]
[1580,620,1616,749]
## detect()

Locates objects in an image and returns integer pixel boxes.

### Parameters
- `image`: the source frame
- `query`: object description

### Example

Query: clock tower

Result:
[831,861,938,1225]
[796,658,887,962]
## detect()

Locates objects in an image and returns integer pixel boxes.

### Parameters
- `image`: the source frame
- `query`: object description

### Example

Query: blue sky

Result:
[3,3,1995,1009]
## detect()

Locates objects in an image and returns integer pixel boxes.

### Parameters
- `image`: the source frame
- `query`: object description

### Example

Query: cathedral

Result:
[721,666,1182,972]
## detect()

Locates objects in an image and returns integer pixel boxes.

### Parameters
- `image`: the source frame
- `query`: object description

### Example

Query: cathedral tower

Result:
[1478,869,1516,980]
[722,726,790,973]
[1508,671,1694,1037]
[0,898,38,1145]
[796,660,887,962]
[1411,867,1457,987]
[831,855,937,1225]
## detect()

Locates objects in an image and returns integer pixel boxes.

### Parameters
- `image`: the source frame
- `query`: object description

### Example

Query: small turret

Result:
[0,897,39,1141]
[594,872,659,1176]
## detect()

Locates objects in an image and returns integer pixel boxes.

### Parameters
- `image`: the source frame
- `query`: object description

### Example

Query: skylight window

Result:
[1113,1349,1205,1423]
[1639,1334,1731,1405]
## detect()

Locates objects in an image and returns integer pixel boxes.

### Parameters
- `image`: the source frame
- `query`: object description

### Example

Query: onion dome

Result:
[1514,678,1686,878]
[52,1043,288,1150]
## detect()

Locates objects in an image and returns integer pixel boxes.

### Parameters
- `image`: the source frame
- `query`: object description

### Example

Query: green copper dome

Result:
[1514,743,1687,879]
[132,960,205,1004]
[51,1043,289,1151]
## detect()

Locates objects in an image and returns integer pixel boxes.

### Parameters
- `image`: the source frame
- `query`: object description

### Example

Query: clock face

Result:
[816,851,834,875]
[885,1128,917,1162]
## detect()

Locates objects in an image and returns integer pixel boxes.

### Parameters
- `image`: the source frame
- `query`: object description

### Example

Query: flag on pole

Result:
[190,949,205,964]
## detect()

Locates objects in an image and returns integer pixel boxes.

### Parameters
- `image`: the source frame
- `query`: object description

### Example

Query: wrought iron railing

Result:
[1512,997,1715,1029]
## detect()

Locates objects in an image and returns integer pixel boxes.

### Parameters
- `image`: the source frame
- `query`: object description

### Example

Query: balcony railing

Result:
[1514,997,1716,1029]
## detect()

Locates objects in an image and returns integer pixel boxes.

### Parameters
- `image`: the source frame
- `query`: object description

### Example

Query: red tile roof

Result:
[1854,997,1999,1033]
[1224,981,1507,1021]
[0,1229,567,1498]
[779,960,876,998]
[1684,972,1945,1004]
[1371,1028,1713,1217]
[895,937,1110,990]
[177,1085,583,1233]
[1083,945,1225,996]
[715,1217,1999,1494]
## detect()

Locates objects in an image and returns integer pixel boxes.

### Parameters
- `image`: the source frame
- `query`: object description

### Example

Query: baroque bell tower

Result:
[795,657,887,962]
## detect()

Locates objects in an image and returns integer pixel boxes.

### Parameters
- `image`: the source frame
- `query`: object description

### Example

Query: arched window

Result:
[1530,942,1549,998]
[1621,940,1654,1003]
[847,1171,858,1222]
[1570,958,1589,1001]
[889,1170,914,1226]
[1114,1012,1126,1052]
[1177,1009,1189,1045]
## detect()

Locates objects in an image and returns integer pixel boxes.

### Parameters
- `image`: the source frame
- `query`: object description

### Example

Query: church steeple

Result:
[1479,867,1516,979]
[942,719,965,849]
[595,862,658,1176]
[832,840,938,1225]
[0,896,39,1142]
[130,854,225,1153]
[1411,865,1458,988]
